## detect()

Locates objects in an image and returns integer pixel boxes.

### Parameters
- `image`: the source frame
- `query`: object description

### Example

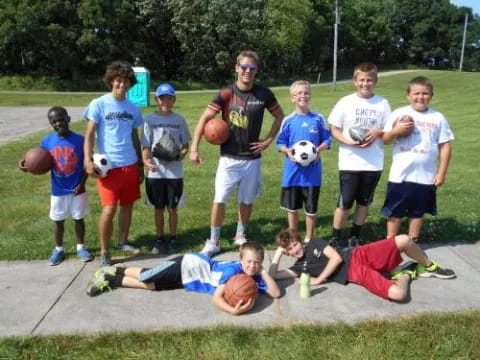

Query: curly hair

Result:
[103,61,137,89]
[275,228,302,249]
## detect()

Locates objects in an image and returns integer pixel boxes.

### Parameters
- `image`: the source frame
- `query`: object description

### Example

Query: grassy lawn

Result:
[1,70,479,261]
[1,310,479,359]
[0,71,479,358]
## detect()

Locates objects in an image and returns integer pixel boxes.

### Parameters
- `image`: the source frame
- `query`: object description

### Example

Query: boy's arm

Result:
[260,269,281,298]
[212,284,254,316]
[279,145,297,163]
[141,147,157,172]
[330,125,358,146]
[433,141,452,187]
[189,107,219,164]
[180,143,189,160]
[269,247,299,280]
[250,106,285,154]
[310,245,343,286]
[132,128,144,183]
[83,121,99,178]
[73,173,88,196]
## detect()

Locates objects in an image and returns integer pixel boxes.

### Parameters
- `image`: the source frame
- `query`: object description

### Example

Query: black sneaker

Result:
[417,262,456,279]
[347,236,360,249]
[151,237,166,255]
[168,236,179,252]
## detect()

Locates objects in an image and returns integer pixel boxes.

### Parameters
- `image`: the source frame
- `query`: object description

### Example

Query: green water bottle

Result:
[300,261,311,298]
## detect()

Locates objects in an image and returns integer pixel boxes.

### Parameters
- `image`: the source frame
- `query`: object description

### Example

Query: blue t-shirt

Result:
[83,93,143,168]
[40,131,85,196]
[276,111,332,187]
[181,253,267,295]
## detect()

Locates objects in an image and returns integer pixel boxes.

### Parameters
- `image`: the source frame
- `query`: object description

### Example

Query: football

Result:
[349,125,367,144]
[394,115,414,137]
[224,274,258,307]
[291,140,317,167]
[92,153,112,178]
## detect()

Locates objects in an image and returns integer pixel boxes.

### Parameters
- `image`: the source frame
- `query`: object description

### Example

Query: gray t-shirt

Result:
[142,111,191,179]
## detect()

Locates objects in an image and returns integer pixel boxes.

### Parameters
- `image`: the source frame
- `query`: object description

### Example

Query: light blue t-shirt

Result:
[83,93,143,168]
[276,111,332,187]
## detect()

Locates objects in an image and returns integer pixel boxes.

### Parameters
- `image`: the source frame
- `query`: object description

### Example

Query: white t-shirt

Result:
[328,93,391,171]
[384,105,454,185]
[141,112,191,179]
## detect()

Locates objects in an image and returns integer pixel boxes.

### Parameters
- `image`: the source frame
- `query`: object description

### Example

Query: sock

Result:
[55,246,64,252]
[351,224,362,238]
[210,227,221,242]
[332,228,342,239]
[235,223,248,238]
[304,238,311,243]
[76,244,86,251]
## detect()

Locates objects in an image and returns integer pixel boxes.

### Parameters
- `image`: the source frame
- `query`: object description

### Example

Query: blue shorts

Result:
[381,181,437,219]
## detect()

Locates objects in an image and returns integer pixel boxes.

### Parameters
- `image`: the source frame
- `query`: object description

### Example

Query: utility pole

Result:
[332,0,339,90]
[459,13,468,71]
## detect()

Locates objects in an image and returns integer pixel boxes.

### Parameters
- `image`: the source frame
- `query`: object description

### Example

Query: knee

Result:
[388,284,407,302]
[394,234,412,250]
[102,205,117,219]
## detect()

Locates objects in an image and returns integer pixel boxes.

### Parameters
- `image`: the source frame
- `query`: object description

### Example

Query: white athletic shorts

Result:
[49,193,90,221]
[214,156,262,204]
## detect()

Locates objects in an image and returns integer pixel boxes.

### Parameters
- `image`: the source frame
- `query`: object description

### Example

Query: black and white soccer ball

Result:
[92,153,112,178]
[291,140,317,167]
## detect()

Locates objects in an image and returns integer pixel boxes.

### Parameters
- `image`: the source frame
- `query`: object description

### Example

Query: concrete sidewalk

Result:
[1,242,479,337]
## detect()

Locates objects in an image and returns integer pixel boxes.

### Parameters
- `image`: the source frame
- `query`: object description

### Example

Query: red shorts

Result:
[97,164,141,207]
[347,237,403,300]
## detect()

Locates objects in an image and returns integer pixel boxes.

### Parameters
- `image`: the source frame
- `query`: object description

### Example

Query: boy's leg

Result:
[387,217,402,238]
[122,267,155,289]
[74,218,85,245]
[54,220,65,247]
[408,217,423,241]
[167,207,178,237]
[99,205,116,253]
[287,211,299,232]
[118,203,133,244]
[305,214,316,242]
[210,202,226,239]
[387,273,410,302]
[303,186,320,243]
[155,207,165,238]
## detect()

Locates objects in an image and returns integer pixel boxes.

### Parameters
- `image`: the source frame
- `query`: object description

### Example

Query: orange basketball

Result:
[224,274,258,307]
[203,118,229,145]
[21,147,53,175]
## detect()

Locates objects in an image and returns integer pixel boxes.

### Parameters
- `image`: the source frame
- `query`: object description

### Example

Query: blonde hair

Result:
[353,62,378,81]
[289,80,312,95]
[237,50,259,65]
[239,241,265,261]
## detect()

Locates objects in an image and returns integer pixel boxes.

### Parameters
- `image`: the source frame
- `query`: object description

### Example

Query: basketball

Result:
[203,118,229,145]
[224,273,258,307]
[20,147,53,175]
[394,115,414,137]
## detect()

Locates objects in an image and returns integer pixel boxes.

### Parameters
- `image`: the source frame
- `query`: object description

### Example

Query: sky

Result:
[450,0,479,15]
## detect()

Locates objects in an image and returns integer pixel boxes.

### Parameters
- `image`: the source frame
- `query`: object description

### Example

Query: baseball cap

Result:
[156,83,176,97]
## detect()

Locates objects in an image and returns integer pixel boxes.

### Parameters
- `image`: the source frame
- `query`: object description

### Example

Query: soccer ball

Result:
[92,153,112,178]
[291,140,317,167]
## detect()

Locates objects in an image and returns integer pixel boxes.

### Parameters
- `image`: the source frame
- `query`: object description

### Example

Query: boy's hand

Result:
[433,172,446,187]
[18,159,28,172]
[73,183,86,196]
[286,149,297,163]
[250,138,271,153]
[143,159,158,172]
[85,161,100,179]
[189,150,203,164]
[231,298,254,315]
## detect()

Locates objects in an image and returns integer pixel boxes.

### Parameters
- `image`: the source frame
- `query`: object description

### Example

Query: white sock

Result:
[304,238,311,243]
[77,244,86,251]
[55,246,64,252]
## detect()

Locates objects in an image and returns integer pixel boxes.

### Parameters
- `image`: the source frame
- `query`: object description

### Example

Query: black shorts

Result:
[337,170,382,209]
[280,186,320,215]
[146,178,183,209]
[140,256,184,290]
[381,181,437,218]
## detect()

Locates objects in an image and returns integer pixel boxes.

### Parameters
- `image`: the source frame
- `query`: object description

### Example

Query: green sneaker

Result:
[417,262,456,279]
[391,261,418,280]
[86,272,112,297]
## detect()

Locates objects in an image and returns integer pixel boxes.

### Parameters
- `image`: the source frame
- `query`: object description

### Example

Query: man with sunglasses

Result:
[190,50,285,257]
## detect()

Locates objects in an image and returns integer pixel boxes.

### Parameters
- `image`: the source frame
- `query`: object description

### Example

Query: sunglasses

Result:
[239,64,257,72]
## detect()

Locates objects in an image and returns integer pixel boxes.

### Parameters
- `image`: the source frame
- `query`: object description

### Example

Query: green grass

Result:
[1,70,479,262]
[1,310,479,359]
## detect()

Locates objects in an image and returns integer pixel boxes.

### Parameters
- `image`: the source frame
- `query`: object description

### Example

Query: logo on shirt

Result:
[105,111,134,122]
[51,146,78,175]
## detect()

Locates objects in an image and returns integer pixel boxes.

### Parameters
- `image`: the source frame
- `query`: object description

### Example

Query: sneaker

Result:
[347,236,360,249]
[77,247,93,262]
[168,236,179,252]
[139,260,176,282]
[233,236,248,246]
[99,252,112,267]
[86,272,112,297]
[151,238,166,255]
[391,261,418,280]
[329,237,347,250]
[48,249,65,266]
[117,242,140,254]
[93,265,118,278]
[200,239,221,257]
[417,262,456,279]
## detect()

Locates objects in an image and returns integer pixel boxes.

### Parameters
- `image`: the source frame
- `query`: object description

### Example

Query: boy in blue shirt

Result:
[86,242,280,316]
[277,80,332,243]
[20,107,93,265]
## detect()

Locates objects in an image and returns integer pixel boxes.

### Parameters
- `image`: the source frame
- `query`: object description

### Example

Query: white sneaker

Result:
[117,242,140,254]
[233,236,248,246]
[200,239,221,257]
